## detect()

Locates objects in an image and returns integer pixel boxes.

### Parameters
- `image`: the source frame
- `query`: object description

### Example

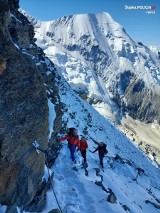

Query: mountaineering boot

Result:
[82,162,88,168]
[100,164,104,169]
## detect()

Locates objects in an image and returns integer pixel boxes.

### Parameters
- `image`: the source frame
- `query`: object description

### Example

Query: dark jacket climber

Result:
[93,142,107,168]
[78,136,88,163]
[59,128,79,162]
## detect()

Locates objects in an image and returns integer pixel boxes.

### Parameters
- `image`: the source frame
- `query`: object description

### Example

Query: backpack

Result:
[99,143,108,155]
[66,128,78,138]
[103,144,108,154]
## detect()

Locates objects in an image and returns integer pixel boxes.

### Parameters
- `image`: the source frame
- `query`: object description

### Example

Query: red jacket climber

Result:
[60,135,79,146]
[77,136,88,163]
[59,128,79,162]
[78,137,88,151]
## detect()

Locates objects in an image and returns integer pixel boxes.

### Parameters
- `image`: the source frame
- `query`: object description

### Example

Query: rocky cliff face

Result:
[112,73,160,123]
[0,0,52,211]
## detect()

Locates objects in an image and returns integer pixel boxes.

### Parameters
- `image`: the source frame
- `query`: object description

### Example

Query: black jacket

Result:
[93,144,107,156]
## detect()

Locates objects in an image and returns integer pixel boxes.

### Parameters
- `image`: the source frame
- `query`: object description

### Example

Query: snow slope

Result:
[42,71,160,213]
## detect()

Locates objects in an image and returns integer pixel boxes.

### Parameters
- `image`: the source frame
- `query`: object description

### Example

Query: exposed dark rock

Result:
[0,62,6,75]
[48,209,61,213]
[145,200,160,209]
[136,167,145,175]
[95,168,101,175]
[120,70,134,93]
[74,89,88,101]
[111,71,160,124]
[8,0,35,49]
[122,204,131,212]
[72,166,79,172]
[132,79,145,93]
[6,202,18,213]
[119,202,131,212]
[46,98,66,167]
[95,181,109,194]
[107,189,117,204]
[0,0,57,211]
[24,171,54,212]
[0,39,49,207]
[114,154,125,164]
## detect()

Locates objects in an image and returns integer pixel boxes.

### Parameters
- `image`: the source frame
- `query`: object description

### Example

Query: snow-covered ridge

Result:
[18,8,40,26]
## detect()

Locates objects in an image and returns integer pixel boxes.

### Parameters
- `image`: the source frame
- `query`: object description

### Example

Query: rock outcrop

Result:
[0,0,52,211]
[112,72,160,123]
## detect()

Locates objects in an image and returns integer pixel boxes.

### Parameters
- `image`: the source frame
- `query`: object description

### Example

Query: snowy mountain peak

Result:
[33,11,160,125]
[56,12,123,36]
[36,12,125,54]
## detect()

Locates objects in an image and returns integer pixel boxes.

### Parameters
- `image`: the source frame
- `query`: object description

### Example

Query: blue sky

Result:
[20,0,160,46]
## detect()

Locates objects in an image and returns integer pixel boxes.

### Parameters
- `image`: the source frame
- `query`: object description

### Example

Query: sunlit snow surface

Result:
[42,73,160,213]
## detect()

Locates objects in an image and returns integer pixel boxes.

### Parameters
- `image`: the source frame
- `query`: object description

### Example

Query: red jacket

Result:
[60,135,80,146]
[78,140,88,151]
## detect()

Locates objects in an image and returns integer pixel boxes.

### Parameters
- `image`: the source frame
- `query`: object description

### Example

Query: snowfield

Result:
[41,73,160,213]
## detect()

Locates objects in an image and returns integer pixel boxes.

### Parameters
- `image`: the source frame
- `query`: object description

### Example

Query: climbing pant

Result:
[68,145,77,161]
[81,150,87,163]
[99,154,104,168]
